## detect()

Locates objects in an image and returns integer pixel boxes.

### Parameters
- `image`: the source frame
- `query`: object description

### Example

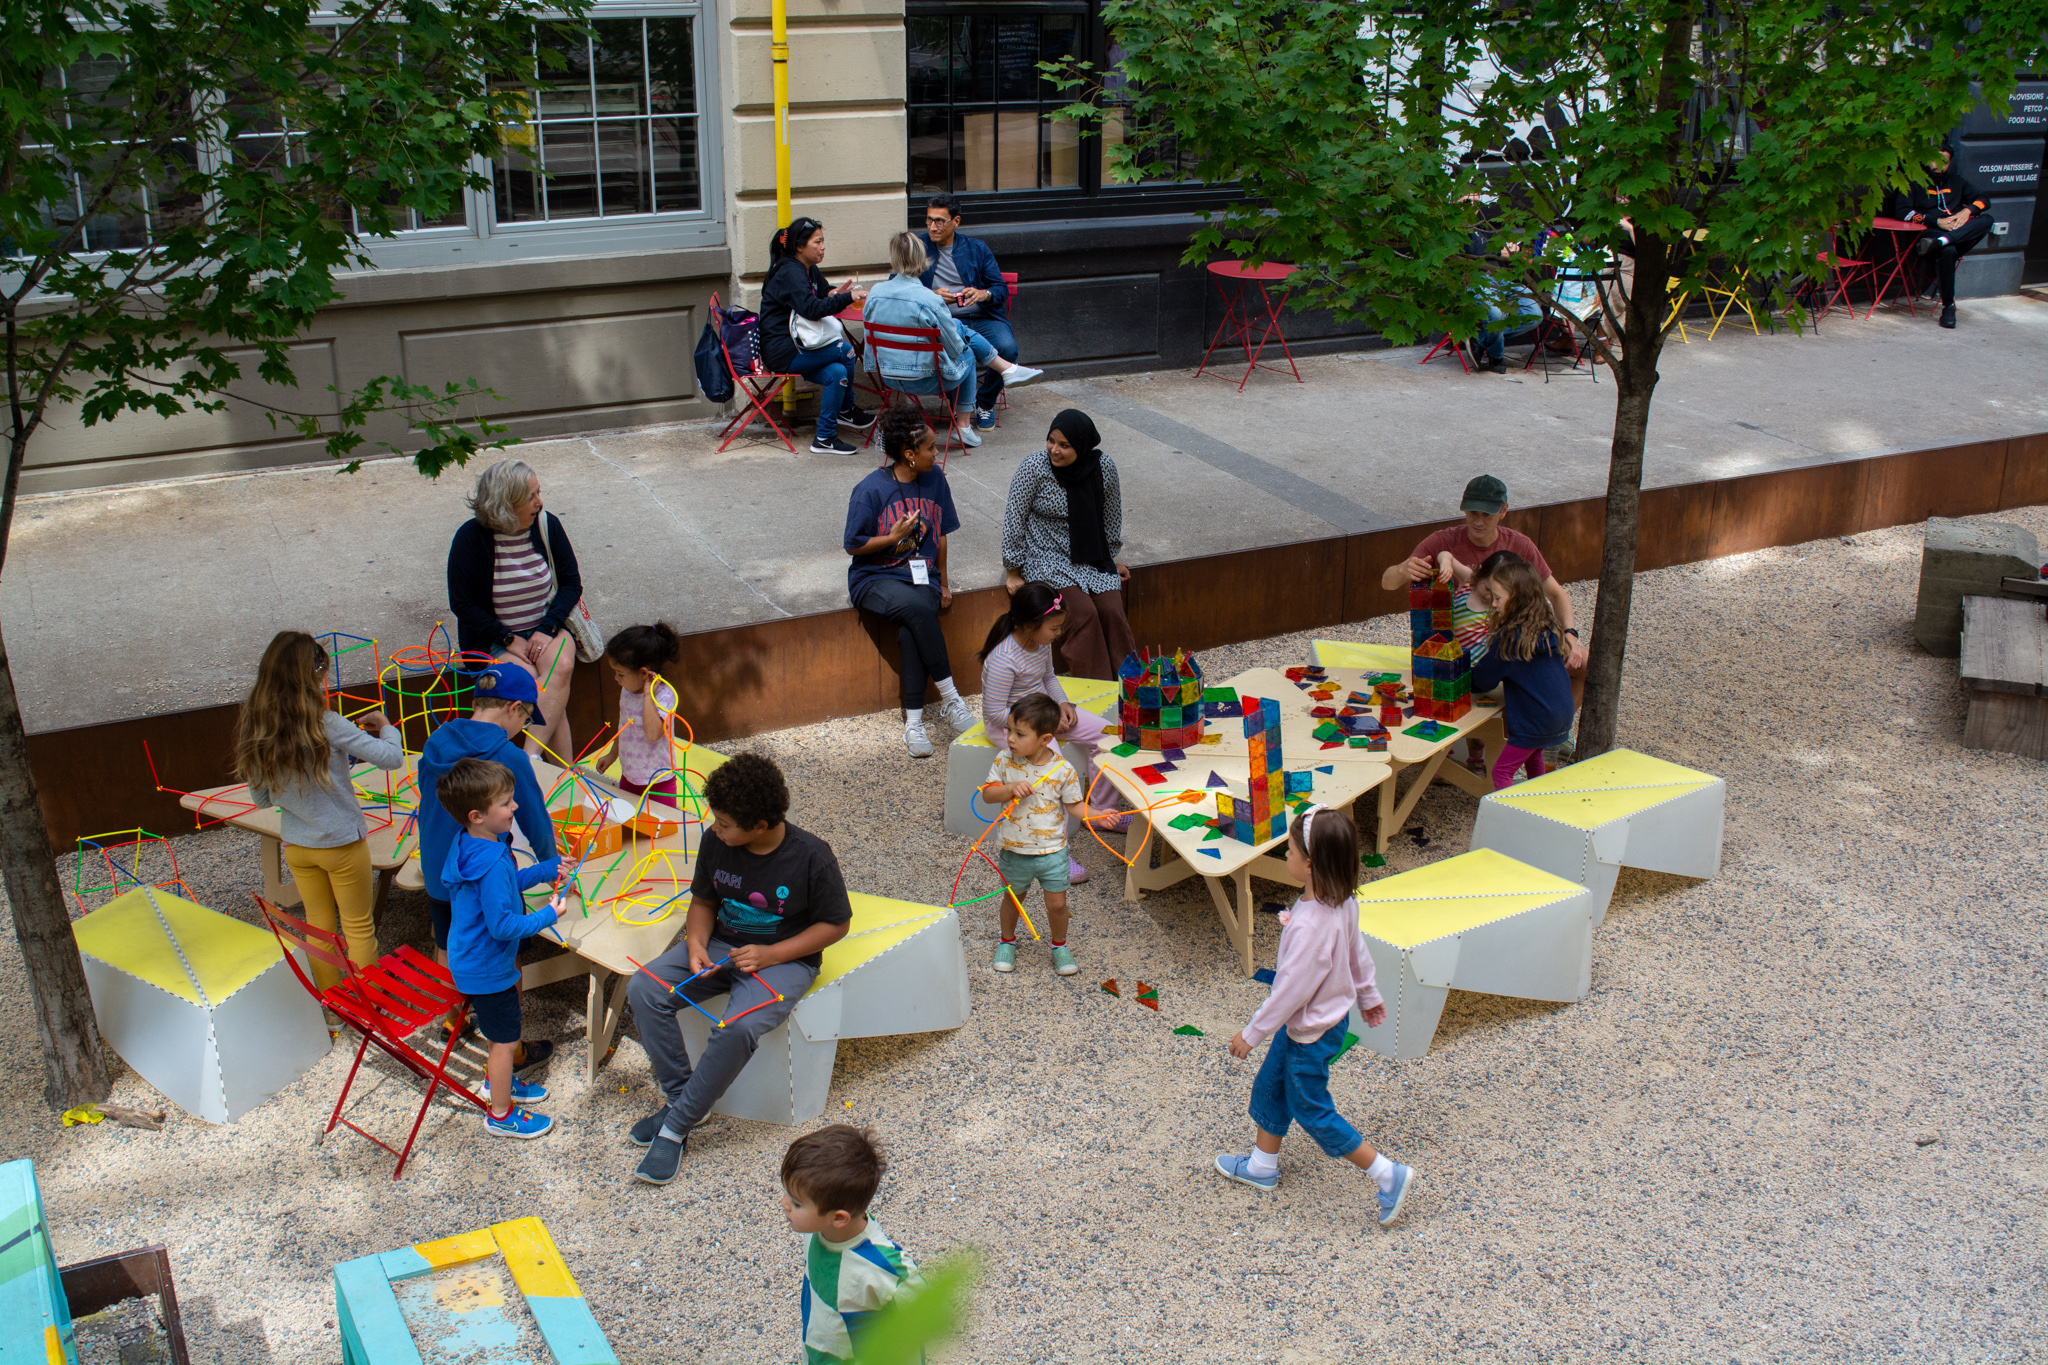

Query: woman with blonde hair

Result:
[447,458,582,762]
[234,631,404,987]
[861,230,1041,450]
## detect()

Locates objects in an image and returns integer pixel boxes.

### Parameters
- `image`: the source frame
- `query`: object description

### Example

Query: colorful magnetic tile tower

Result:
[1118,648,1207,751]
[1410,577,1455,645]
[1215,695,1288,844]
[1411,633,1474,722]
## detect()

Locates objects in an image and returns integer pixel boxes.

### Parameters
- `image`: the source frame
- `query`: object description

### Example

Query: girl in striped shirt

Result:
[976,582,1129,884]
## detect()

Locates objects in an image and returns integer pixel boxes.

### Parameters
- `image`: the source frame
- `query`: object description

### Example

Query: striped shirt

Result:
[1451,584,1491,663]
[800,1220,922,1363]
[491,531,552,636]
[978,633,1071,741]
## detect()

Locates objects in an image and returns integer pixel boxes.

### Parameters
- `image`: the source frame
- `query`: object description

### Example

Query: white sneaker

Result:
[954,423,982,449]
[1003,364,1044,388]
[939,697,976,731]
[904,721,934,758]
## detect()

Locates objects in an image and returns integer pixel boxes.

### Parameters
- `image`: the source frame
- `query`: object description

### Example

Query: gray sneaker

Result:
[1377,1163,1417,1225]
[939,697,976,731]
[1214,1153,1279,1191]
[904,721,934,758]
[953,423,982,449]
[629,1107,669,1147]
[1003,364,1044,388]
[633,1132,686,1185]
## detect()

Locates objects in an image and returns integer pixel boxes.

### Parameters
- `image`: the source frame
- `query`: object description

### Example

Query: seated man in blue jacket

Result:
[919,194,1022,431]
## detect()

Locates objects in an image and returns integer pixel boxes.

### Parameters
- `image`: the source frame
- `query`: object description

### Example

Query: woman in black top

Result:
[760,217,872,455]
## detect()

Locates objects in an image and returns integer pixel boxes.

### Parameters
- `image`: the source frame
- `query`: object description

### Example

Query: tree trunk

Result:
[0,612,110,1108]
[1575,243,1672,760]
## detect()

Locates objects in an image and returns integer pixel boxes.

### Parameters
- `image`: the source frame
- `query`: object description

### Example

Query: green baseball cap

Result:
[1460,474,1508,514]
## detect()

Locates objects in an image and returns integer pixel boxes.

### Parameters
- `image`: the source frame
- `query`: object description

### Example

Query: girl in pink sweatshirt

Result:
[1215,806,1418,1226]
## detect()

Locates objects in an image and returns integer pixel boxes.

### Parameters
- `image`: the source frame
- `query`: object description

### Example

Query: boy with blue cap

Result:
[417,662,563,1067]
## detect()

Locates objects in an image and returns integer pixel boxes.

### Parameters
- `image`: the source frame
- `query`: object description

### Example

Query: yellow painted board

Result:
[1488,749,1716,828]
[413,1227,498,1270]
[959,675,1120,748]
[72,888,280,1005]
[1312,640,1412,673]
[1354,848,1585,946]
[493,1216,580,1299]
[814,894,948,992]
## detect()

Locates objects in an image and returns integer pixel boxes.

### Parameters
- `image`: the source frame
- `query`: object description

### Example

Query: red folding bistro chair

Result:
[863,322,964,463]
[1419,331,1473,373]
[254,894,487,1179]
[709,290,803,454]
[1801,230,1874,324]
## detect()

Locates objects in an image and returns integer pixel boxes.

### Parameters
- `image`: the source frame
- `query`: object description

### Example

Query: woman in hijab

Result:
[999,409,1135,679]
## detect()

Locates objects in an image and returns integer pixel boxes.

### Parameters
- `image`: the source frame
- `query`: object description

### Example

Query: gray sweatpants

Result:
[628,936,816,1135]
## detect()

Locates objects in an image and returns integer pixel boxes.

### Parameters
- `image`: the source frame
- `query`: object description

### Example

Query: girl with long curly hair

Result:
[1468,558,1575,789]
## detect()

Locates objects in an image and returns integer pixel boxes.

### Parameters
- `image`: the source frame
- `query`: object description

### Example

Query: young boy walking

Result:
[626,753,853,1185]
[979,692,1112,976]
[781,1125,923,1363]
[437,757,562,1138]
[417,663,564,1067]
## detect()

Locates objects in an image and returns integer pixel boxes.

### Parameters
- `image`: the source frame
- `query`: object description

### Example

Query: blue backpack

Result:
[694,315,735,404]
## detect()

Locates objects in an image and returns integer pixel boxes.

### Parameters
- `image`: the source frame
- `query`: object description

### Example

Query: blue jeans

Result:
[959,315,1017,411]
[1249,1024,1363,1158]
[1477,293,1543,362]
[788,339,858,440]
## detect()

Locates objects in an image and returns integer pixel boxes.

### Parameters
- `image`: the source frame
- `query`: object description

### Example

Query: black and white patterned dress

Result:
[1000,450,1124,595]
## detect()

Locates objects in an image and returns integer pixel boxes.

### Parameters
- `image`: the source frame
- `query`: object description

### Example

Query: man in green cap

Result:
[1381,474,1588,740]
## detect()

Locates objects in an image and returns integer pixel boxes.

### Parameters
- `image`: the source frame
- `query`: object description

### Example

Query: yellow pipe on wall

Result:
[774,0,795,410]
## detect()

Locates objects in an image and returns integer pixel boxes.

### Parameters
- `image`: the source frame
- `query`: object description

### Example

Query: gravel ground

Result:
[3,512,2044,1363]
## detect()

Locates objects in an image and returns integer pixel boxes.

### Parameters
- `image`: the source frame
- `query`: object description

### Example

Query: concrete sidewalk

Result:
[9,292,2048,733]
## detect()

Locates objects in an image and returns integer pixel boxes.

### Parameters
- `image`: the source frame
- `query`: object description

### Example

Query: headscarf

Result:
[1046,409,1115,574]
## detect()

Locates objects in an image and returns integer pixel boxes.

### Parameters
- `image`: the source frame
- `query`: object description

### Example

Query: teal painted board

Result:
[526,1297,621,1365]
[334,1256,423,1365]
[0,1159,77,1365]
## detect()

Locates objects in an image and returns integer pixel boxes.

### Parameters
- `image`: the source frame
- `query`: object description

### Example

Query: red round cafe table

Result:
[1867,216,1928,317]
[1196,260,1304,391]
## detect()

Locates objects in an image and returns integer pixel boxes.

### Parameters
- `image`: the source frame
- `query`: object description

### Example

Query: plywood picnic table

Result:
[183,750,724,1084]
[1090,666,1392,977]
[1311,640,1507,854]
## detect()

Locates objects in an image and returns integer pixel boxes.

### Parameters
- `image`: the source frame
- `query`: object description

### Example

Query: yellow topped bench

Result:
[942,676,1121,837]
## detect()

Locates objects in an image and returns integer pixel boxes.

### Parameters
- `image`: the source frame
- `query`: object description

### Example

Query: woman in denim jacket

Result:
[862,231,1041,450]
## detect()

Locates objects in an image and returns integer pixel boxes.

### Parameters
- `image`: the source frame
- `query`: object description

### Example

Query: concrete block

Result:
[1954,251,2025,299]
[1915,516,2041,656]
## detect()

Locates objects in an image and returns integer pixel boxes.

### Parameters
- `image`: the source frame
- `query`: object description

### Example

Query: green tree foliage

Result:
[851,1254,976,1365]
[0,0,587,1106]
[1055,0,2040,755]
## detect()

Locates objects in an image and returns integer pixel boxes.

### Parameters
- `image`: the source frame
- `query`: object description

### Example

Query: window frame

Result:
[325,0,725,270]
[904,0,1240,225]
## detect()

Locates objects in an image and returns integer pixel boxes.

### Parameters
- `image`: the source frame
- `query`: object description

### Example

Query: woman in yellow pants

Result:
[235,632,405,989]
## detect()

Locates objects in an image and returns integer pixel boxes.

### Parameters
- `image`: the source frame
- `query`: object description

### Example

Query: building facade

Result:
[24,7,2043,493]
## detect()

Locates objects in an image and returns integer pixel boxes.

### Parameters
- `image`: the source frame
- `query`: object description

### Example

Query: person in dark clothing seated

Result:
[759,217,874,455]
[1898,145,1992,330]
[917,195,1019,431]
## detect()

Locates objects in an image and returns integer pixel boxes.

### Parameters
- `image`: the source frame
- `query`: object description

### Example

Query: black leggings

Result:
[855,576,952,708]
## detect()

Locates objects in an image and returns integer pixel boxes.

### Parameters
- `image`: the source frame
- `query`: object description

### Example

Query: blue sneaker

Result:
[1214,1153,1279,1191]
[484,1106,553,1139]
[482,1076,549,1105]
[973,407,996,430]
[634,1132,687,1185]
[1377,1163,1416,1225]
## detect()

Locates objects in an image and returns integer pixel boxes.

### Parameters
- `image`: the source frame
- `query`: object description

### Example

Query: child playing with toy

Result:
[625,753,852,1185]
[977,580,1131,885]
[781,1124,924,1363]
[587,622,683,801]
[417,662,562,1067]
[437,756,563,1139]
[1466,555,1575,789]
[1215,806,1417,1226]
[236,631,405,990]
[979,692,1116,976]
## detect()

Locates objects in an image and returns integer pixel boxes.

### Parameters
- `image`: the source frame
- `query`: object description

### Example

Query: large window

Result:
[906,0,1231,222]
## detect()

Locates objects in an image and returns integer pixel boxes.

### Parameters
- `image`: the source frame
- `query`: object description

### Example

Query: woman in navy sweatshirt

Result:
[759,217,873,455]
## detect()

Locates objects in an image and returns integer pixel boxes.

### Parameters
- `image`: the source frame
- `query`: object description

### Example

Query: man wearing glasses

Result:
[919,194,1026,430]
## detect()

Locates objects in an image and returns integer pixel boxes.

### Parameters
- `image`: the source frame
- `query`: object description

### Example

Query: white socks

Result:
[935,678,963,704]
[1246,1148,1280,1178]
[906,707,925,728]
[1366,1152,1394,1192]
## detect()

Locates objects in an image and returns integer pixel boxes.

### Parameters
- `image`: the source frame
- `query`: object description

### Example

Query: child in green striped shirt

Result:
[782,1125,924,1363]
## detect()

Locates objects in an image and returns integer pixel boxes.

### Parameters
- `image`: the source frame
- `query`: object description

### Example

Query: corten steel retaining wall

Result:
[30,431,2047,850]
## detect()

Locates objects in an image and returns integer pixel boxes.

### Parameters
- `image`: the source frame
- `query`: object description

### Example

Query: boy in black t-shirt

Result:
[627,753,852,1185]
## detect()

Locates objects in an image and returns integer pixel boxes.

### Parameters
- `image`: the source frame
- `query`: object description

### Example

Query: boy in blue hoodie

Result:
[439,756,563,1138]
[418,662,562,1066]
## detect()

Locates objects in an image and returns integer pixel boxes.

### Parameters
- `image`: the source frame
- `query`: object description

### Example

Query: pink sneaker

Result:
[1067,857,1091,885]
